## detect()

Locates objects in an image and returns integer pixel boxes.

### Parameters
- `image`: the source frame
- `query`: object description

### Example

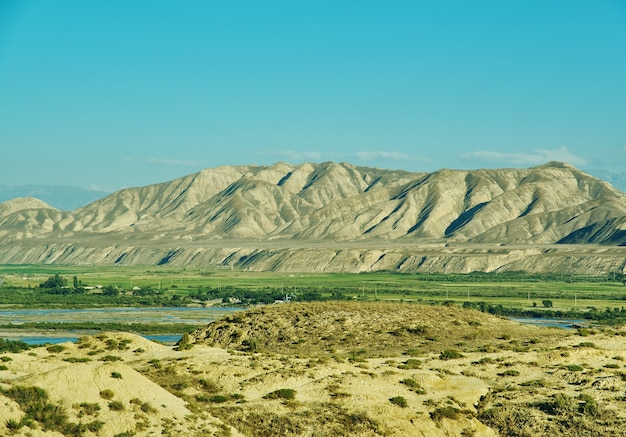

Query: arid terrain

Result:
[0,161,625,275]
[2,302,626,436]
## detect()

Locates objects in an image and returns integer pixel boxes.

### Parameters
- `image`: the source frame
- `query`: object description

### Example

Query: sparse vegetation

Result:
[389,396,408,408]
[439,349,464,360]
[99,389,115,400]
[46,344,66,353]
[263,388,297,401]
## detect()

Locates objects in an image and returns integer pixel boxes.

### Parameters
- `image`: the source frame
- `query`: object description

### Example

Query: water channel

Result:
[0,306,243,345]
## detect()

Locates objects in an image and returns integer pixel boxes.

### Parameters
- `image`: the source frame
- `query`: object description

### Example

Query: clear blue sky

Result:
[1,0,625,191]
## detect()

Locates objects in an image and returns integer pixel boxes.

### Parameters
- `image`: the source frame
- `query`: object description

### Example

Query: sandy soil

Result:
[2,311,626,436]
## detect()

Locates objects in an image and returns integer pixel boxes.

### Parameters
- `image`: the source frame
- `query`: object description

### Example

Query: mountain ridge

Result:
[1,161,625,274]
[0,184,109,211]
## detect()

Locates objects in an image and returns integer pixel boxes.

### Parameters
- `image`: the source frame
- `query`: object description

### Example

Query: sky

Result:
[1,0,625,192]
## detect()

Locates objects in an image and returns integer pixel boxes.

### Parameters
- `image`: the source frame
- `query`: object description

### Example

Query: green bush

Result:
[0,339,31,353]
[398,358,421,369]
[197,378,220,392]
[108,400,125,411]
[439,350,464,360]
[76,402,101,417]
[111,371,123,379]
[5,418,23,431]
[46,344,66,354]
[400,378,426,394]
[141,402,157,413]
[87,420,106,432]
[430,406,464,421]
[565,364,584,372]
[64,357,91,363]
[99,389,115,400]
[389,396,408,408]
[101,355,122,362]
[498,369,520,377]
[263,388,296,400]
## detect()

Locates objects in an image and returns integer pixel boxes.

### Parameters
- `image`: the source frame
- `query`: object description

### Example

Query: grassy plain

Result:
[1,265,625,312]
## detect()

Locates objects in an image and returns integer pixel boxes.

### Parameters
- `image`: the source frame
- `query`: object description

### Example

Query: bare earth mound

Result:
[189,301,554,357]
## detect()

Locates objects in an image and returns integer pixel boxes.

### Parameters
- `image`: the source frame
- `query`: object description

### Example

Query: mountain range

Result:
[0,184,109,211]
[0,161,625,274]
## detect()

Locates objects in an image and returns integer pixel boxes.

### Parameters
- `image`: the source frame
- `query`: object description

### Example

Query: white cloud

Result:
[353,150,428,163]
[355,151,409,161]
[463,146,587,166]
[145,158,202,166]
[260,150,323,161]
[125,157,202,166]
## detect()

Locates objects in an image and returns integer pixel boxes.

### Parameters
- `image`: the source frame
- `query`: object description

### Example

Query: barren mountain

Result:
[0,161,625,273]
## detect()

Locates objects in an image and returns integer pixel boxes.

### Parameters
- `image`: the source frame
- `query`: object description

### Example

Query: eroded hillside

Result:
[0,161,625,273]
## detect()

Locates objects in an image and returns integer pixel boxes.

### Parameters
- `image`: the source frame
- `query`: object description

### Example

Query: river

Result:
[0,306,243,345]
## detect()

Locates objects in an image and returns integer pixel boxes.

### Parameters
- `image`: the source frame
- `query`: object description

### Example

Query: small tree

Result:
[542,300,553,308]
[39,274,67,289]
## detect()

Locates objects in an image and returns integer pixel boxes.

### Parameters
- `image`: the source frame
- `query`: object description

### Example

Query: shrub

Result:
[141,402,157,413]
[111,371,123,379]
[175,333,194,351]
[565,364,584,372]
[76,402,101,417]
[535,393,576,415]
[576,342,597,349]
[64,357,91,363]
[108,400,125,411]
[577,394,600,416]
[498,369,520,377]
[398,358,421,369]
[439,350,464,360]
[88,420,106,432]
[0,365,7,371]
[400,378,426,394]
[197,378,220,392]
[5,418,23,431]
[0,338,31,353]
[389,396,408,407]
[99,389,115,400]
[101,355,122,362]
[0,356,12,362]
[519,379,547,387]
[209,395,229,403]
[263,388,296,400]
[430,406,464,421]
[46,344,66,354]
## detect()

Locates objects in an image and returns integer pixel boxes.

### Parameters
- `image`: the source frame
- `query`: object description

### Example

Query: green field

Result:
[1,265,625,314]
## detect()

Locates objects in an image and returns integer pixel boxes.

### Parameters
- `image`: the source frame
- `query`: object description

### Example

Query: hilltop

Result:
[0,161,625,274]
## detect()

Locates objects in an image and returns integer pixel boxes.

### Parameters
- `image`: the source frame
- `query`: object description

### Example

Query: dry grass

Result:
[4,303,626,436]
[189,301,557,358]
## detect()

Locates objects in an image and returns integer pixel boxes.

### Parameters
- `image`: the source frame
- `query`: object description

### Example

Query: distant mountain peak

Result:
[0,184,109,210]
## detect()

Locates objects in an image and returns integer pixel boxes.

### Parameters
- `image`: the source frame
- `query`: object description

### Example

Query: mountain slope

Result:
[0,161,625,273]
